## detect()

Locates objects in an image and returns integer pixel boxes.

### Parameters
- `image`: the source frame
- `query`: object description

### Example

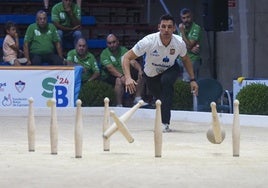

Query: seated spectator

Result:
[100,34,145,107]
[23,10,64,66]
[43,0,82,12]
[2,21,27,66]
[51,0,82,49]
[66,37,100,83]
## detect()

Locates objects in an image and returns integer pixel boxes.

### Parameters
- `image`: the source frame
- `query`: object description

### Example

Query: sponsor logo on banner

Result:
[1,94,12,106]
[42,75,70,107]
[0,68,75,107]
[15,80,26,93]
[0,82,7,92]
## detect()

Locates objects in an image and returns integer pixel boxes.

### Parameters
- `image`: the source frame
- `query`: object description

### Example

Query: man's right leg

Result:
[103,76,122,107]
[30,54,42,65]
[144,74,161,99]
[57,30,63,46]
[41,53,63,65]
[49,54,64,65]
[114,77,124,107]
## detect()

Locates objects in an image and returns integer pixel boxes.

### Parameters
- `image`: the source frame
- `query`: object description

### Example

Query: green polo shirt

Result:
[67,49,100,82]
[24,23,60,54]
[178,22,201,61]
[100,46,128,79]
[51,2,81,27]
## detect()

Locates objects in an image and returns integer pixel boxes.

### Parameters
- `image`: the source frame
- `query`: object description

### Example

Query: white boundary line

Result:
[1,107,267,127]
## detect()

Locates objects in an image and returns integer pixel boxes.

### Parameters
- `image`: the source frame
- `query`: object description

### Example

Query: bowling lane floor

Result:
[0,108,268,188]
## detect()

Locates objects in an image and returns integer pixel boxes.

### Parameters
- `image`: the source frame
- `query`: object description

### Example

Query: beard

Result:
[184,22,192,29]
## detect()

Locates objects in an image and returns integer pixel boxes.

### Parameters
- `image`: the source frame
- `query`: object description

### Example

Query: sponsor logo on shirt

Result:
[74,56,78,63]
[60,12,66,20]
[170,49,175,55]
[110,56,116,62]
[150,50,159,57]
[34,29,41,36]
[162,56,169,63]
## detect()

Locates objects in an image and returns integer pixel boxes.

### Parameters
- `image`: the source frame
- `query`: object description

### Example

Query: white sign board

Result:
[0,67,75,107]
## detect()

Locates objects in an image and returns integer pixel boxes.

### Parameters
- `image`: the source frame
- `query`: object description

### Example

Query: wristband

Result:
[190,78,196,82]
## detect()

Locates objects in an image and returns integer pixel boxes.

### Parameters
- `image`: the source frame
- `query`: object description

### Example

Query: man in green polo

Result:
[178,8,202,81]
[51,0,82,49]
[24,10,63,65]
[100,34,145,107]
[66,37,100,83]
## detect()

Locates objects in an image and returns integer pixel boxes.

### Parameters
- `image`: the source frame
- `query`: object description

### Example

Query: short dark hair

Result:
[180,8,191,16]
[4,21,16,33]
[159,14,175,25]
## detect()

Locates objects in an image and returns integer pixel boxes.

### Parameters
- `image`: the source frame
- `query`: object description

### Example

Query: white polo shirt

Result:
[132,32,187,77]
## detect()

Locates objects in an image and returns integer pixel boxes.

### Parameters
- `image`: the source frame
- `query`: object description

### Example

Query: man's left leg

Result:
[160,64,180,129]
[45,54,63,65]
